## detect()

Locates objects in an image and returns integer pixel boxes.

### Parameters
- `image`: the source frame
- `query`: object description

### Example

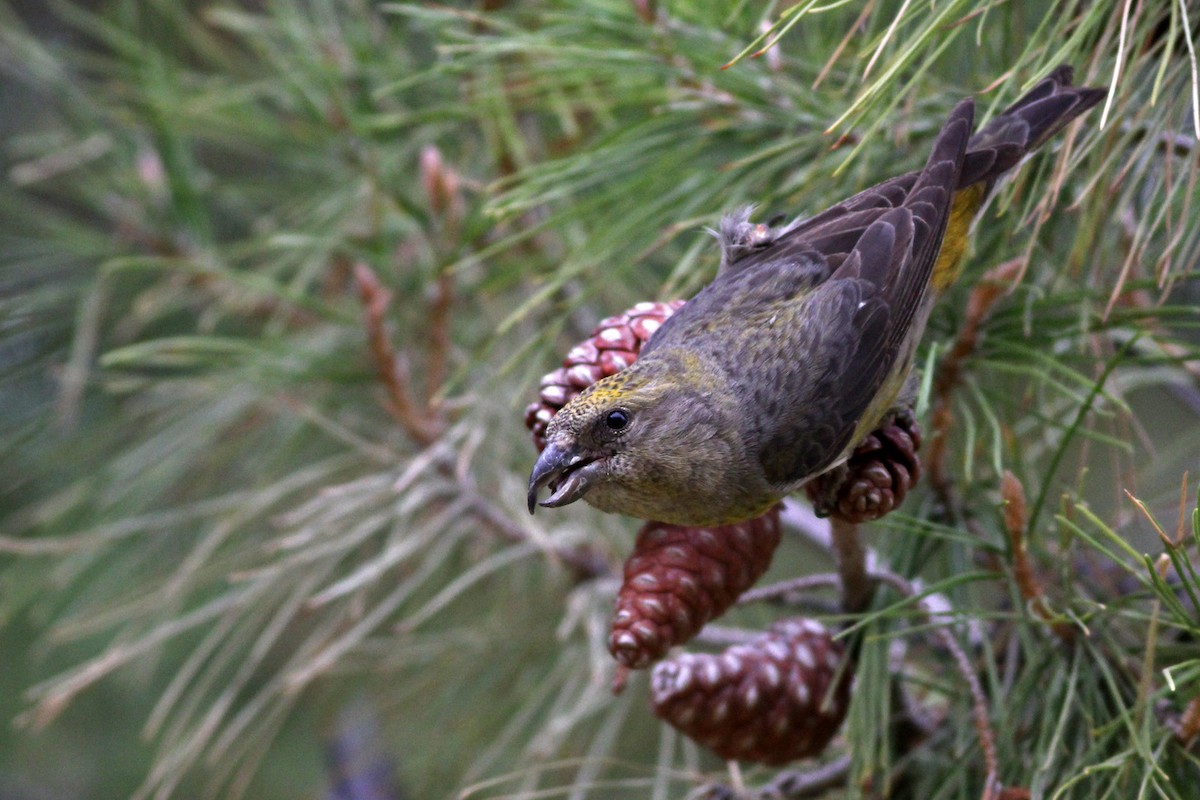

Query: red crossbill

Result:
[528,66,1103,527]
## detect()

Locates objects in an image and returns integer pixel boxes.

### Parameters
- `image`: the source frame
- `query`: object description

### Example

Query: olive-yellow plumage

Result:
[528,66,1103,527]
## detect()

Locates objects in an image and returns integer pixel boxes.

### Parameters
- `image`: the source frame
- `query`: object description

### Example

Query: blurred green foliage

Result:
[0,1,1198,798]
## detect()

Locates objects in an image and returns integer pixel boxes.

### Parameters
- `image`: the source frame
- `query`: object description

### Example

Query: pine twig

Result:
[695,624,761,647]
[1001,471,1076,643]
[929,258,1025,475]
[628,0,655,24]
[1118,288,1200,382]
[353,263,445,447]
[698,757,850,800]
[831,518,873,613]
[928,258,1024,527]
[462,488,609,581]
[1178,696,1200,746]
[735,580,841,617]
[355,258,607,581]
[418,144,465,235]
[737,574,843,606]
[418,144,464,409]
[353,147,469,445]
[426,271,454,409]
[875,569,1000,800]
[739,755,851,799]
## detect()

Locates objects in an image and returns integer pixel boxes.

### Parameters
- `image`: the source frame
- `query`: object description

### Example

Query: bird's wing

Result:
[649,99,974,487]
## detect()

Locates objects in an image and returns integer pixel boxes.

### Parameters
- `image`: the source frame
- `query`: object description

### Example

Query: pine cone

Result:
[609,508,782,669]
[524,300,685,452]
[650,618,852,764]
[806,409,922,523]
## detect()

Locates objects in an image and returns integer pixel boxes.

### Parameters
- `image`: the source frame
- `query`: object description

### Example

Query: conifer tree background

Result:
[1,1,1198,798]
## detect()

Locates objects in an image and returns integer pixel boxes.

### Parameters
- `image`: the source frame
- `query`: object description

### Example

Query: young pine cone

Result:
[806,409,922,523]
[609,508,782,669]
[650,618,852,764]
[524,300,685,452]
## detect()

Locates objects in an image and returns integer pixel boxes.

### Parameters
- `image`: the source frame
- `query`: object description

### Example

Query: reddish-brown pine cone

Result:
[650,618,852,764]
[609,508,782,669]
[524,300,686,452]
[806,409,922,523]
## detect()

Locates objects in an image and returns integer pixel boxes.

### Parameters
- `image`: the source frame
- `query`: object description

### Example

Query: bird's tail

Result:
[930,65,1103,292]
[958,64,1106,191]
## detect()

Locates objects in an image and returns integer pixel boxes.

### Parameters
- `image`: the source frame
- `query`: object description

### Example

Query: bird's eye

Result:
[605,409,630,431]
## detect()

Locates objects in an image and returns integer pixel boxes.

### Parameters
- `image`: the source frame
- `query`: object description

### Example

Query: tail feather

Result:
[717,65,1102,297]
[906,98,973,267]
[960,65,1105,190]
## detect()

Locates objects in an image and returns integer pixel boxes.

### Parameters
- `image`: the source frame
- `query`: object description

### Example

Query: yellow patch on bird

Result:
[932,183,986,292]
[571,348,711,411]
[584,379,634,405]
[565,369,651,421]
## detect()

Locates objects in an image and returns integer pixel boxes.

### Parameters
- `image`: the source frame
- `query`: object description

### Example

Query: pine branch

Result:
[2,2,1199,798]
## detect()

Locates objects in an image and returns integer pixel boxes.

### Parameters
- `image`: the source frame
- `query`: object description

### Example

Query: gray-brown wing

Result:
[638,244,891,485]
[641,241,836,358]
[643,101,973,486]
[762,100,973,485]
[642,69,1100,485]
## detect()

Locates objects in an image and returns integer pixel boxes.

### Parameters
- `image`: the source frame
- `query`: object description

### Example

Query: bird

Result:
[527,66,1104,528]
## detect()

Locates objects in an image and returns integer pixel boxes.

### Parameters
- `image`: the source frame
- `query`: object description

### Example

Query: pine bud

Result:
[418,144,464,228]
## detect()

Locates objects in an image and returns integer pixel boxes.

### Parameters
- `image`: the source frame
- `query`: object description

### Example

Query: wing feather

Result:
[750,101,971,485]
[639,71,1100,487]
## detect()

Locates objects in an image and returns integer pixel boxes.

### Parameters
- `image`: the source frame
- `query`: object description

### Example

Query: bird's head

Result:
[527,364,661,514]
[526,353,747,523]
